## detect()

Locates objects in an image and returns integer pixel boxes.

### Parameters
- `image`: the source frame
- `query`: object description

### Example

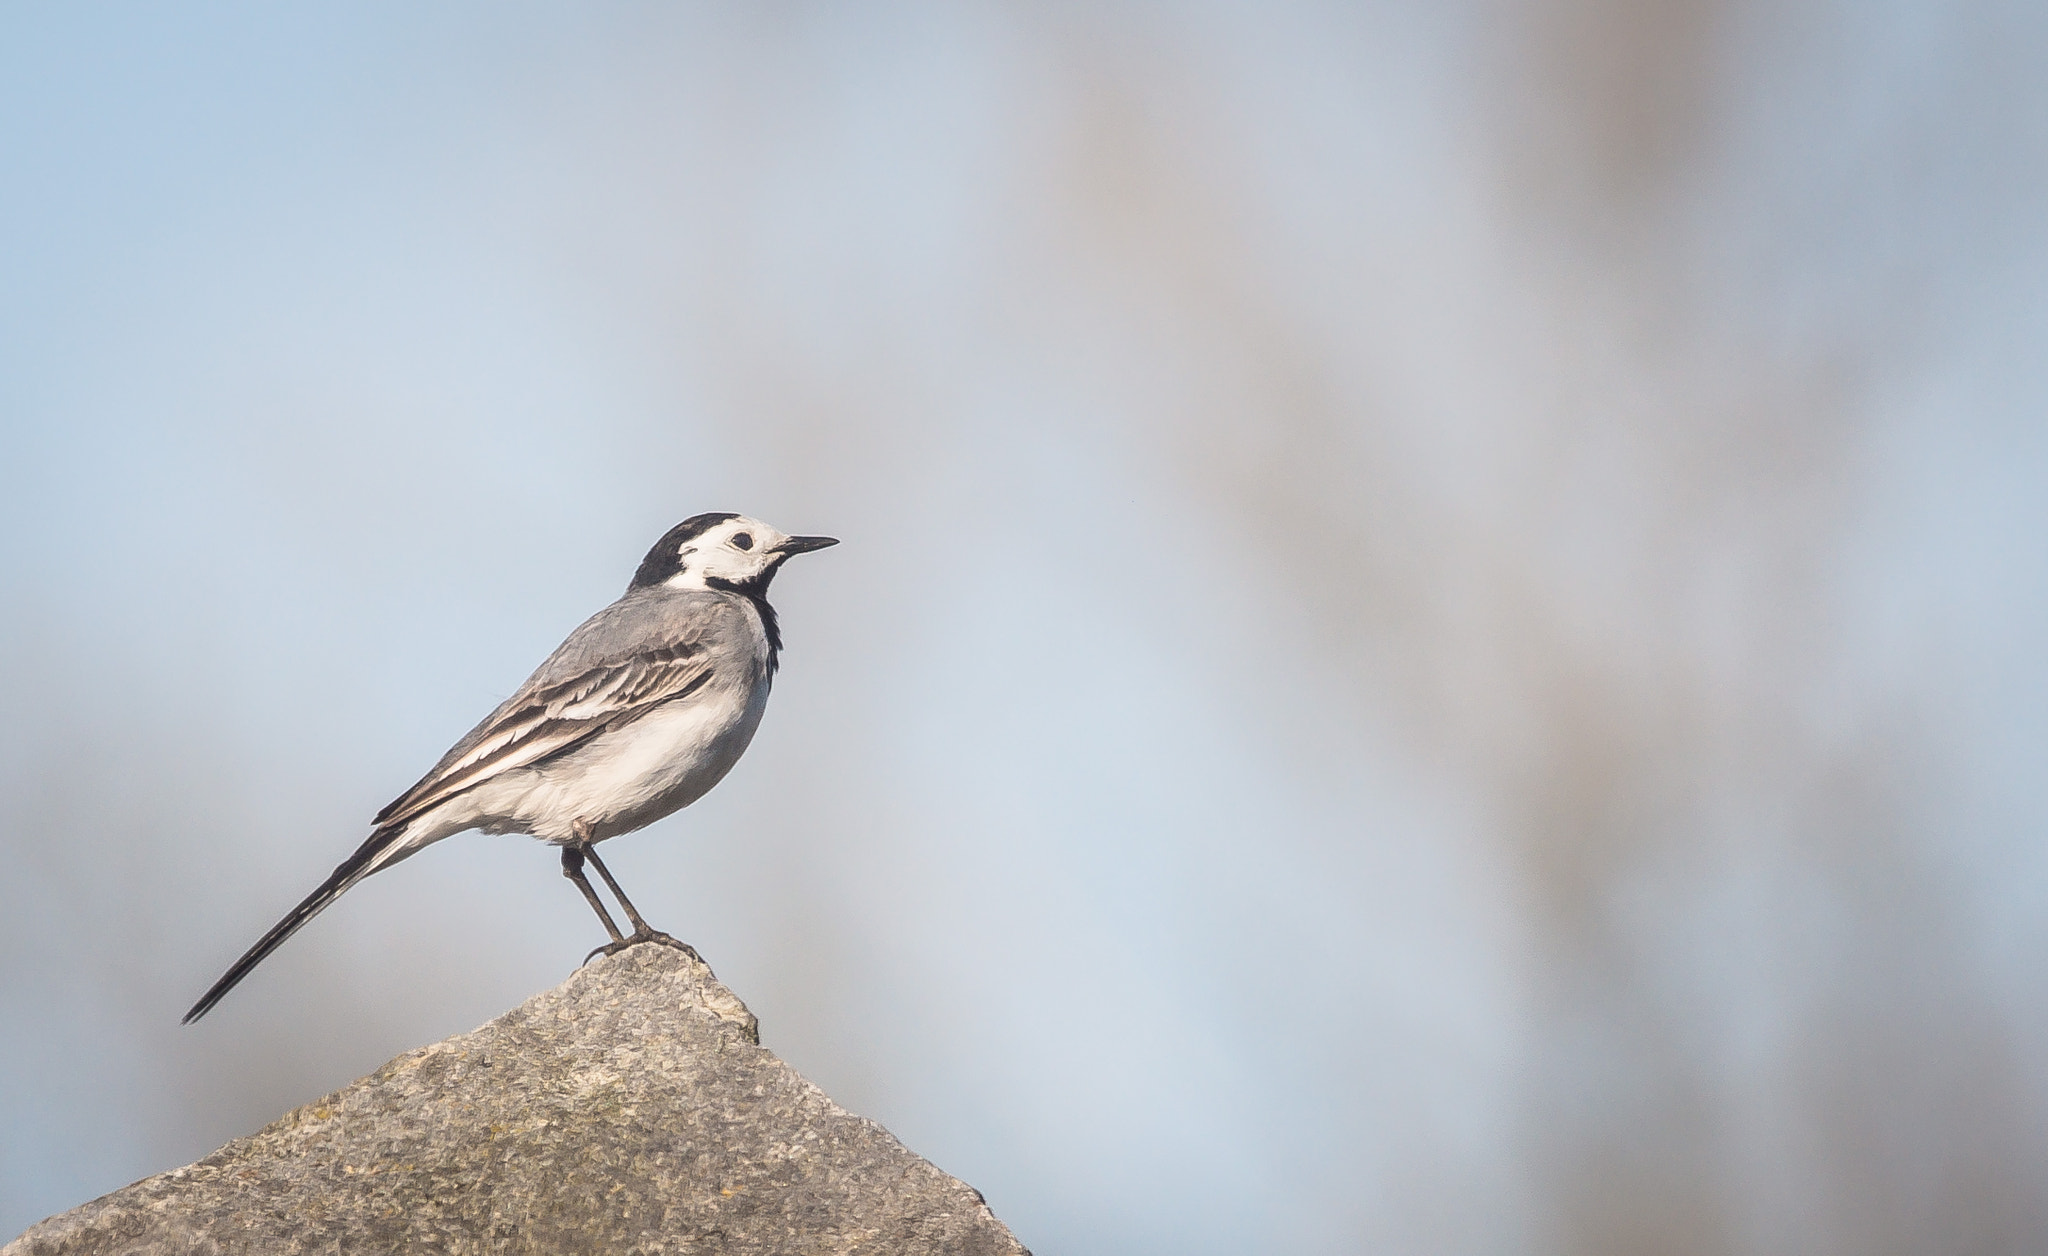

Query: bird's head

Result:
[629,513,838,595]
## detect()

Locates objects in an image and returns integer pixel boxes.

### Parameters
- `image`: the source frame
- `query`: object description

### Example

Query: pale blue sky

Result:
[5,4,2047,1252]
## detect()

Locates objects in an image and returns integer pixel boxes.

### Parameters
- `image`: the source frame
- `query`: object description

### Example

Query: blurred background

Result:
[4,3,2046,1252]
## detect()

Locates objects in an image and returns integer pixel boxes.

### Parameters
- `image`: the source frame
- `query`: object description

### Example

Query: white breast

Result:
[526,668,772,842]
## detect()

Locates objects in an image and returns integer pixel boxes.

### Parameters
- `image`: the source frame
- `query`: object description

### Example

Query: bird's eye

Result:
[731,532,753,551]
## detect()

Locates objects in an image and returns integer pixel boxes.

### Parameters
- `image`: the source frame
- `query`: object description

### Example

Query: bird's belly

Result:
[497,678,770,843]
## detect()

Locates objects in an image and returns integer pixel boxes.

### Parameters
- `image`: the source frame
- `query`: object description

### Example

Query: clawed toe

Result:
[630,930,702,963]
[581,930,701,967]
[563,841,703,968]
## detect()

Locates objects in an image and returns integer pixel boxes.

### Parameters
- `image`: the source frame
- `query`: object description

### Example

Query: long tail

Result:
[183,826,406,1024]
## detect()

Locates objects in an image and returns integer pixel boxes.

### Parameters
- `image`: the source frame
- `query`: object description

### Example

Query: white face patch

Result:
[662,517,791,590]
[664,545,710,590]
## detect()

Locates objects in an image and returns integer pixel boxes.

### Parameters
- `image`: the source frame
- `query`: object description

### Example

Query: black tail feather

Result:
[182,828,400,1024]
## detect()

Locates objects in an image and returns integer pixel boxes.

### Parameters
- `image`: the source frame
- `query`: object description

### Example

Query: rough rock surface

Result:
[6,946,1028,1256]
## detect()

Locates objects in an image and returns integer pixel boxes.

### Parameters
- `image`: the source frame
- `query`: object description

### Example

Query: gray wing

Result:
[373,594,730,830]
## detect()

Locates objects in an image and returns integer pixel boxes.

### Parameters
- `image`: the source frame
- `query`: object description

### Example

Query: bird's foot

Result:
[582,930,702,967]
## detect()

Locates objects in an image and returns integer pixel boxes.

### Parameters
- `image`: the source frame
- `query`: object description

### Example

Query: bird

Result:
[183,512,837,1023]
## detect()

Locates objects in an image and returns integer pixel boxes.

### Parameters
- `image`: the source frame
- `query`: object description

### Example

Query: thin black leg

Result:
[562,844,627,945]
[581,844,657,936]
[579,841,700,963]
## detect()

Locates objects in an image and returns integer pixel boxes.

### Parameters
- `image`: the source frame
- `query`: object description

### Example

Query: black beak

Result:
[773,535,839,556]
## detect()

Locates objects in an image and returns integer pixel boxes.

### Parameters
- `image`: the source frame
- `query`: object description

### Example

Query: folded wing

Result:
[373,642,713,831]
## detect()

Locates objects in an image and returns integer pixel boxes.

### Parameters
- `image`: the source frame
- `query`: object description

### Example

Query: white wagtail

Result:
[184,513,837,1023]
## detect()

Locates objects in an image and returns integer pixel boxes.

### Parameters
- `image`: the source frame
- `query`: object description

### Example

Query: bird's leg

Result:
[580,841,700,963]
[562,843,628,955]
[579,843,658,936]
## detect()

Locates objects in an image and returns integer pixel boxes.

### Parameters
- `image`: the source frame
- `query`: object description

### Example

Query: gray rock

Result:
[6,947,1028,1256]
